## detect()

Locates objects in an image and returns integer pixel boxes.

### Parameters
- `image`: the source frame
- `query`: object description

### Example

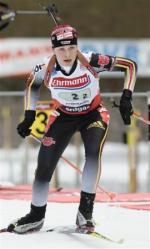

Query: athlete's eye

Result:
[58,47,65,52]
[70,46,76,50]
[60,48,65,51]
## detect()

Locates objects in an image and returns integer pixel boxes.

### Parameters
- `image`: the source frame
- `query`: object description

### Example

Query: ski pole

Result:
[30,133,116,200]
[61,156,116,200]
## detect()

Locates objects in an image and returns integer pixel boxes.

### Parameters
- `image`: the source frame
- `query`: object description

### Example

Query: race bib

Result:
[58,88,91,101]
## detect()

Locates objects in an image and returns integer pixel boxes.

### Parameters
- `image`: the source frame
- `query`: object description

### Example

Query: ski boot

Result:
[7,204,46,234]
[76,191,96,232]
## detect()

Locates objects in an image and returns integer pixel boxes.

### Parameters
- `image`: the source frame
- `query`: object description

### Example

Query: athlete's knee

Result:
[35,163,54,182]
[85,144,101,159]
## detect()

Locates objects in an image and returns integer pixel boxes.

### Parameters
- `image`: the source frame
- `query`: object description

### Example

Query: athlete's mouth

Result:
[64,59,72,63]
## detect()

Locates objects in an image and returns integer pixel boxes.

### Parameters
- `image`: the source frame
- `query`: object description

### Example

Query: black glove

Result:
[17,110,36,138]
[119,89,133,125]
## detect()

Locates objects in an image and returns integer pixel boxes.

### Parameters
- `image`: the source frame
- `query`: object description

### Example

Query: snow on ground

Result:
[0,142,149,248]
[0,200,150,249]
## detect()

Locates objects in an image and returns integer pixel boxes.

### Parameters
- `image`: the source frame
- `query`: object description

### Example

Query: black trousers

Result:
[35,108,108,193]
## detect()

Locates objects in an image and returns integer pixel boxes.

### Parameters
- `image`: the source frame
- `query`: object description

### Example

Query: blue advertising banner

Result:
[79,39,150,77]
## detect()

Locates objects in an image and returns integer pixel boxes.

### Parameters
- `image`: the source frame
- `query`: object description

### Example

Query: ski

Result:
[46,225,124,244]
[0,226,124,244]
[0,228,7,233]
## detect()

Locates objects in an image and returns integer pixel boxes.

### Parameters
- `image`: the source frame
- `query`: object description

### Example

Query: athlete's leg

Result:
[32,119,76,206]
[80,118,108,193]
[7,117,76,233]
[76,109,109,230]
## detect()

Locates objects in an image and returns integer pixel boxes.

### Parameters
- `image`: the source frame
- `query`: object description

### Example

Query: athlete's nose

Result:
[65,49,70,59]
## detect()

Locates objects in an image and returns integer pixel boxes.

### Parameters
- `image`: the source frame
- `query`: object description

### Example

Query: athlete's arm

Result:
[89,53,115,72]
[25,63,46,110]
[89,53,137,125]
[112,57,137,92]
[89,53,137,91]
[17,63,46,138]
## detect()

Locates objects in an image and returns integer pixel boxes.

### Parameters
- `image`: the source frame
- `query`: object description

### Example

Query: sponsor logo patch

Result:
[42,136,56,146]
[98,55,110,67]
[87,121,105,130]
[64,105,90,113]
[34,64,44,73]
[60,40,71,45]
[51,74,90,89]
[57,31,73,40]
[98,107,110,125]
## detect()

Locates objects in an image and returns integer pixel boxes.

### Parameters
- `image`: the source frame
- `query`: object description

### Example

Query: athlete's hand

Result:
[17,110,36,138]
[119,89,133,125]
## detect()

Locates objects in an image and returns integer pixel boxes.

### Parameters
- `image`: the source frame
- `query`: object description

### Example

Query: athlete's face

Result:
[53,45,78,66]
